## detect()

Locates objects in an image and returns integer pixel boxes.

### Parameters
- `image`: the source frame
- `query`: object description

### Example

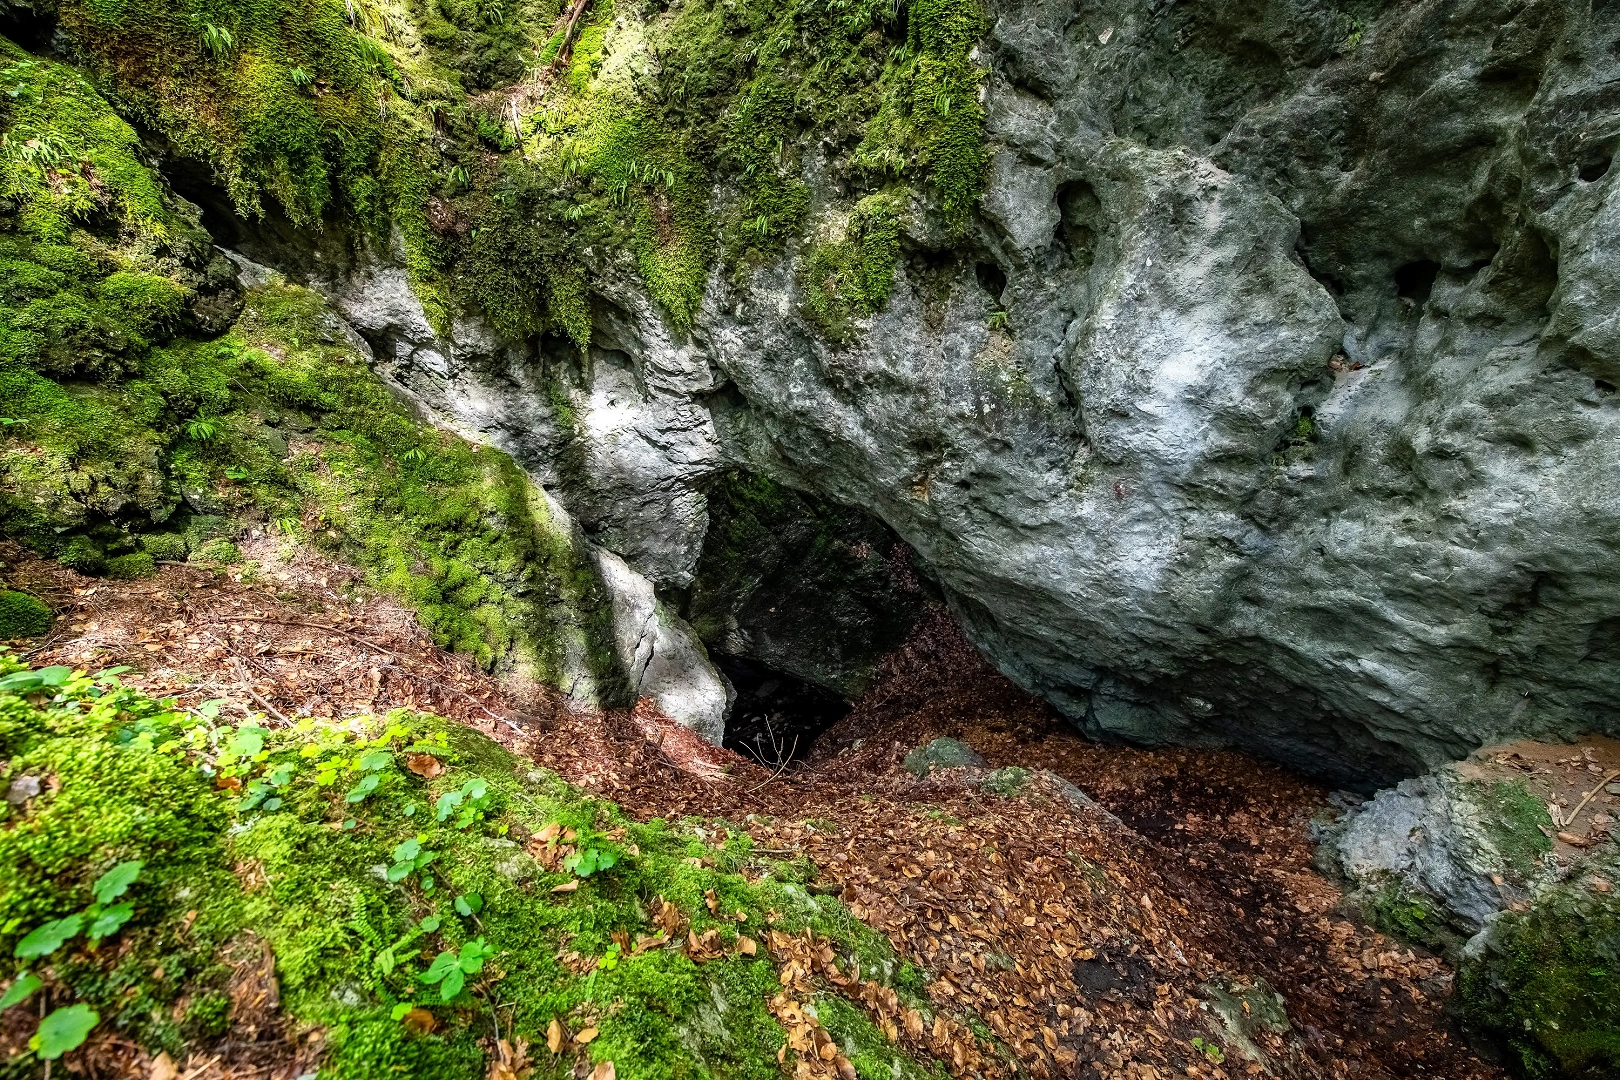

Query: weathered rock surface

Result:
[231,1,1620,785]
[593,547,730,744]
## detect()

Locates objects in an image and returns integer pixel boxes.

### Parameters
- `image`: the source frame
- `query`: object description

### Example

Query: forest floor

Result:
[1,540,1506,1080]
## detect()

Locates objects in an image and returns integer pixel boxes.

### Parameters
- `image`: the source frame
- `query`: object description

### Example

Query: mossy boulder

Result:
[189,539,242,566]
[1457,849,1620,1079]
[903,737,985,777]
[139,533,189,562]
[0,590,51,638]
[103,552,157,579]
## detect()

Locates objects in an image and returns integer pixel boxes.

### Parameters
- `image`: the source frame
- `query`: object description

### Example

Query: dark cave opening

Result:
[718,654,850,767]
[1580,154,1613,183]
[1394,259,1441,304]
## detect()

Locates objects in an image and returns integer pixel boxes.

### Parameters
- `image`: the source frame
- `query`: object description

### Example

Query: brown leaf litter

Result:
[1,546,1505,1080]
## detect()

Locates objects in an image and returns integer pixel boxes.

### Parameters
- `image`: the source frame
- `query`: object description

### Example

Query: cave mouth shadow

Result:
[717,654,850,768]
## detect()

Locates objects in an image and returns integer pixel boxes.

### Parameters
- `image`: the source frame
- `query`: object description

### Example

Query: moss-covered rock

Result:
[138,533,188,562]
[103,552,156,579]
[1457,849,1620,1079]
[902,738,984,777]
[0,658,950,1078]
[0,590,51,638]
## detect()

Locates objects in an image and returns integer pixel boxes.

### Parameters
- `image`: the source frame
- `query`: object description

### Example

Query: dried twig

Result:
[1566,769,1620,833]
[231,658,292,725]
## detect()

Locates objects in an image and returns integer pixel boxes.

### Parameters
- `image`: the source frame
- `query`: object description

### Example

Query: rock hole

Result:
[1394,260,1441,304]
[975,262,1008,305]
[719,655,849,766]
[1054,180,1100,267]
[1596,379,1617,396]
[1580,155,1612,183]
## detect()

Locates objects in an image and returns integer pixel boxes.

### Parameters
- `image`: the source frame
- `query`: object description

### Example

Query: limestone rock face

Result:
[278,0,1620,784]
[593,547,730,745]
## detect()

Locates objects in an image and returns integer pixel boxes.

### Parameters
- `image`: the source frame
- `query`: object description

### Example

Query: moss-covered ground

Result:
[0,654,947,1078]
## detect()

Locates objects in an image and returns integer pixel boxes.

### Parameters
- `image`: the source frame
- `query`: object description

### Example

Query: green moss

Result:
[103,551,157,579]
[800,191,904,341]
[1458,850,1620,1079]
[189,538,242,565]
[0,591,51,638]
[1469,779,1555,876]
[981,767,1031,798]
[22,0,990,341]
[1358,880,1460,956]
[0,661,952,1079]
[139,533,188,562]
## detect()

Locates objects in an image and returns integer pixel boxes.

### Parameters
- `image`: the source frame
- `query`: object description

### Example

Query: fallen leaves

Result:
[405,753,445,778]
[401,1008,437,1035]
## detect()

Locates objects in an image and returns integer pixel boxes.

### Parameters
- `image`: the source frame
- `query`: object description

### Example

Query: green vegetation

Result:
[1470,779,1555,876]
[0,592,51,639]
[0,42,622,694]
[801,192,904,342]
[1458,850,1620,1080]
[26,0,989,342]
[1358,880,1459,956]
[0,657,948,1078]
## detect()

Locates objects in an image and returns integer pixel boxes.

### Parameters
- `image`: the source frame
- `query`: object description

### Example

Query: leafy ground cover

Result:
[0,550,1512,1080]
[0,645,948,1079]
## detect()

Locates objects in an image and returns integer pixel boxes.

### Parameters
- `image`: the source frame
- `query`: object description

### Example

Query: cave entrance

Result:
[718,654,850,768]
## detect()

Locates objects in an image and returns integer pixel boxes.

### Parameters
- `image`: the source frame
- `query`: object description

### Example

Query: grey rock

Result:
[6,775,40,806]
[903,738,987,777]
[1322,771,1515,938]
[593,546,730,742]
[230,1,1620,782]
[479,837,540,884]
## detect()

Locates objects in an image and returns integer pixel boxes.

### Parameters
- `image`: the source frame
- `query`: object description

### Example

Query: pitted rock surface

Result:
[257,1,1620,781]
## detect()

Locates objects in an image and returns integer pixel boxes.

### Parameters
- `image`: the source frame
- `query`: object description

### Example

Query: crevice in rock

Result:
[682,469,932,702]
[974,260,1008,306]
[1579,152,1613,183]
[0,2,56,51]
[1053,179,1100,271]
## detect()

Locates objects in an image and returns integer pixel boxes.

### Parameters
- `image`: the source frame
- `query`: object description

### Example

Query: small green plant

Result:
[185,417,219,442]
[387,838,439,883]
[196,21,235,61]
[564,843,619,878]
[287,66,314,88]
[435,777,491,829]
[224,465,252,481]
[1191,1037,1225,1064]
[0,973,42,1008]
[33,1003,98,1059]
[420,938,496,1001]
[987,309,1009,331]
